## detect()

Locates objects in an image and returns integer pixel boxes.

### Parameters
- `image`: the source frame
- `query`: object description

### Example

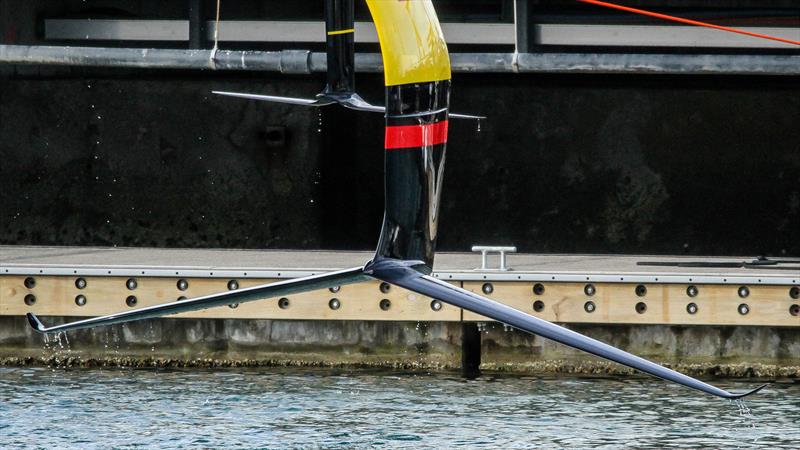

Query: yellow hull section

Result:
[365,0,452,86]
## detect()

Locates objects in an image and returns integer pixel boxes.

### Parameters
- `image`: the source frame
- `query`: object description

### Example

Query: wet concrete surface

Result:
[2,316,798,377]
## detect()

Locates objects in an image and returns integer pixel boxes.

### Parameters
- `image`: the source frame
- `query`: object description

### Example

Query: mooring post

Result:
[461,322,481,378]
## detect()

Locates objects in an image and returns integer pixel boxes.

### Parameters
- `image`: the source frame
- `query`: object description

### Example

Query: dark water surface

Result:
[1,367,798,449]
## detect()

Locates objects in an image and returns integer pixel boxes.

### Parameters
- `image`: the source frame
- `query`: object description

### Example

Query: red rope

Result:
[577,0,800,46]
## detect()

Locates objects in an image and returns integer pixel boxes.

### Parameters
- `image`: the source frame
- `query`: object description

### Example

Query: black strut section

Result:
[386,81,450,117]
[323,0,355,96]
[374,80,451,268]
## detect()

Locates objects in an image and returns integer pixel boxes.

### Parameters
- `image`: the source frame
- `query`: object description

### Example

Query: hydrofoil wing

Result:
[366,259,767,400]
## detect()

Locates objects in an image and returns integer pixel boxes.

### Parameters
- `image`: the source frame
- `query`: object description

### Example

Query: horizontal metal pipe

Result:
[455,52,800,76]
[0,45,285,71]
[1,45,798,75]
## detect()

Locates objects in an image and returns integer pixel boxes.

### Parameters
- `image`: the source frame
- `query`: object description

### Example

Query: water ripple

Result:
[0,367,797,449]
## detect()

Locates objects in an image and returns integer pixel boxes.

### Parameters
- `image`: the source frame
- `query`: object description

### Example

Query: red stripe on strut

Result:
[385,120,449,150]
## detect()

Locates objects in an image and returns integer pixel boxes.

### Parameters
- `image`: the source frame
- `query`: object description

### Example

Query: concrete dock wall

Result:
[2,316,798,377]
[1,72,798,255]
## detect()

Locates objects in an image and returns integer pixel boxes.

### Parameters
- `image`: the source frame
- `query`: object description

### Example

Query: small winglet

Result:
[211,91,321,106]
[449,112,487,120]
[726,383,769,399]
[26,313,47,333]
[212,90,485,120]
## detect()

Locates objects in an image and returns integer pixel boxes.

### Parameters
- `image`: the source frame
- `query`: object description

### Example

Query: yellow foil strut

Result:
[365,0,452,86]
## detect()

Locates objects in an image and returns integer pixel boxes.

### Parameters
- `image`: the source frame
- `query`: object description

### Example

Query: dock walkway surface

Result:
[2,246,797,285]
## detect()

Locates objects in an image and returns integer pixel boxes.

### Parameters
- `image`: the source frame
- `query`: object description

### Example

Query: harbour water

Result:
[1,367,798,449]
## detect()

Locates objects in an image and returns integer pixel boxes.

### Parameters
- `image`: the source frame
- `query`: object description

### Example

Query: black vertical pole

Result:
[323,0,355,95]
[318,0,359,250]
[188,0,206,49]
[461,322,482,378]
[514,0,530,53]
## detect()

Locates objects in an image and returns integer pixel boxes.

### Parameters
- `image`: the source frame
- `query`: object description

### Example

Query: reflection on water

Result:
[1,367,798,449]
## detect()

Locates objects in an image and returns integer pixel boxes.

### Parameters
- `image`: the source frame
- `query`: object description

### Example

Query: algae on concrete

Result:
[2,316,798,378]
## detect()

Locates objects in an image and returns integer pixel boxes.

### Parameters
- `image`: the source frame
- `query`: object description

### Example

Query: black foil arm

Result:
[367,259,766,400]
[27,266,370,333]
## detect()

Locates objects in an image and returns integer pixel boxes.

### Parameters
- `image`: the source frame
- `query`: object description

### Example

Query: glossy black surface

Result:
[27,266,370,333]
[366,258,766,400]
[323,0,355,95]
[374,80,451,268]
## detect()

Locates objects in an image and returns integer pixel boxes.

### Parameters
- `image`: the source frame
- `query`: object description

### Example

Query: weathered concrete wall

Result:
[477,322,800,377]
[0,316,463,369]
[2,316,798,377]
[0,74,327,248]
[1,72,798,255]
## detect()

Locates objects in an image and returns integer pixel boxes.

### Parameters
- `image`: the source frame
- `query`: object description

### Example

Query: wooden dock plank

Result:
[460,281,799,326]
[0,275,460,321]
